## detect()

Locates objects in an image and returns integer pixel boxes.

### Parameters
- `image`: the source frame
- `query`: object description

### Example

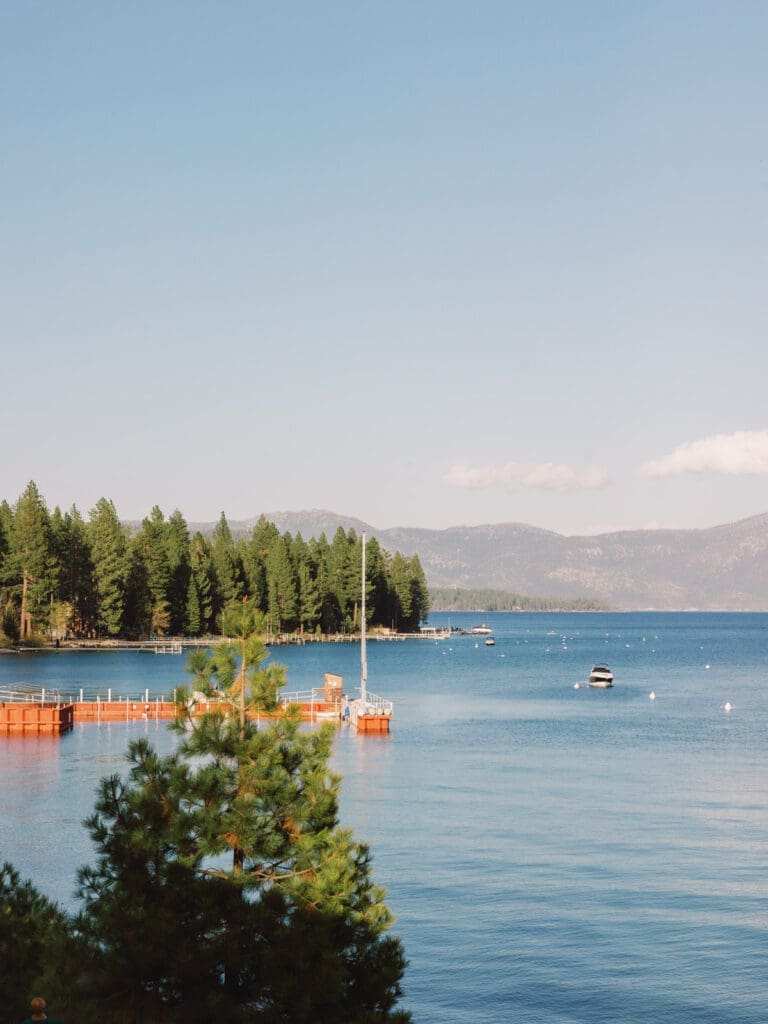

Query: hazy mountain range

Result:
[190,509,768,611]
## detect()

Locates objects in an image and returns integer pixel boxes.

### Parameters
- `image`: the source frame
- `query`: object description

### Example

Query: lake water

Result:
[2,612,767,1023]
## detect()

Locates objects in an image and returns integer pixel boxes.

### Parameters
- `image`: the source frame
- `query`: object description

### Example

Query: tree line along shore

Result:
[0,482,429,648]
[429,586,611,613]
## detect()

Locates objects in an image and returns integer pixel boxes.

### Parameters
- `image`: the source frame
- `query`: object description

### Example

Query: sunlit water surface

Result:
[1,613,767,1023]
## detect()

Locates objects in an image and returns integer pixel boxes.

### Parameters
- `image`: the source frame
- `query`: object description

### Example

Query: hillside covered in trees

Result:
[0,482,429,644]
[429,587,610,612]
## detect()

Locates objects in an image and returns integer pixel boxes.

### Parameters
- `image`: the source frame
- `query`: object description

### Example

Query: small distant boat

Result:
[588,664,613,688]
[470,625,493,635]
[484,637,496,646]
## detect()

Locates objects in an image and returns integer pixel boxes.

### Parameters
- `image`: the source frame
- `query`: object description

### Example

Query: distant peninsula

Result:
[429,587,610,613]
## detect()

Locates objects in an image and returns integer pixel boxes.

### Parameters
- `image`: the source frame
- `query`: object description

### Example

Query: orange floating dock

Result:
[0,701,74,736]
[0,672,392,737]
[352,712,392,734]
[0,697,343,735]
[71,698,343,724]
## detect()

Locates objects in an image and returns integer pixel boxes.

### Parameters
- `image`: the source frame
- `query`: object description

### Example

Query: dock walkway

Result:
[45,631,421,654]
[0,686,342,735]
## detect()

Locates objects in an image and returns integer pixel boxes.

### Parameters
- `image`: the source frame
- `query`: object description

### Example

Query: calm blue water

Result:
[2,613,767,1023]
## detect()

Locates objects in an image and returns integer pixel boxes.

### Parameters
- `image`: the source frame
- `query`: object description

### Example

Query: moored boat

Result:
[588,664,613,688]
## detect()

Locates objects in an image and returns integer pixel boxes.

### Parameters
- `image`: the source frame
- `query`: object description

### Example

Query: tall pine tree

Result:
[167,509,191,635]
[10,481,56,639]
[189,532,215,634]
[136,506,172,636]
[88,498,127,636]
[50,505,96,638]
[211,512,243,617]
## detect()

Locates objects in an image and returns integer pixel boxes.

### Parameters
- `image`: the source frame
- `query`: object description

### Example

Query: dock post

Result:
[80,688,83,702]
[42,689,46,703]
[108,688,112,702]
[144,688,149,702]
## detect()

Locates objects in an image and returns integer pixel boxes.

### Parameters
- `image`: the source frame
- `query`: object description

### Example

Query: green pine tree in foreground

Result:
[3,600,410,1024]
[0,863,73,1024]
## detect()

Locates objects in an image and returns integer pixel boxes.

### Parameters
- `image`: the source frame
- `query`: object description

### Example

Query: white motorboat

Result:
[470,625,493,635]
[588,664,613,688]
[484,637,496,646]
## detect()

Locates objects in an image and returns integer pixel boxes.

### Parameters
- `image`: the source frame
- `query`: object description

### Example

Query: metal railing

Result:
[0,685,64,704]
[0,684,172,705]
[351,691,393,716]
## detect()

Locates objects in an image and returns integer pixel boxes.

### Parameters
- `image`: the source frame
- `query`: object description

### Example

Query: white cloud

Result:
[640,430,768,478]
[443,461,611,492]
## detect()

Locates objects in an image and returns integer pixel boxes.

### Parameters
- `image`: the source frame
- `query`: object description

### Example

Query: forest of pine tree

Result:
[429,587,610,612]
[0,483,430,644]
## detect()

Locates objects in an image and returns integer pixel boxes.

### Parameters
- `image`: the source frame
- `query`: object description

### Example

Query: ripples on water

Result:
[1,613,767,1023]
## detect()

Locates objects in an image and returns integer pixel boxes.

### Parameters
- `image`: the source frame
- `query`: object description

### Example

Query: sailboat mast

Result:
[361,531,367,703]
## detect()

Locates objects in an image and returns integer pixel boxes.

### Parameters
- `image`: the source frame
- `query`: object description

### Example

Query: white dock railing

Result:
[351,691,393,716]
[0,684,172,705]
[0,685,64,704]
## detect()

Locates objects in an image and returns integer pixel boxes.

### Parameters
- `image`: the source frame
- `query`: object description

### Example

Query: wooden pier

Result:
[43,630,417,654]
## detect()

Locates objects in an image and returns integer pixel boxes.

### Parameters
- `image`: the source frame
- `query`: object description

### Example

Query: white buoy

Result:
[705,664,710,670]
[649,691,656,700]
[574,683,580,689]
[724,701,732,712]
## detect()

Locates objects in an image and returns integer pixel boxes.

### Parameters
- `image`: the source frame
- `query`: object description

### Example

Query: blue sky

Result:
[2,1,767,534]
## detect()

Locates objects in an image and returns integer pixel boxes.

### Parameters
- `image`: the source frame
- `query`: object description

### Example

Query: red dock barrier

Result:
[0,701,74,736]
[0,699,341,734]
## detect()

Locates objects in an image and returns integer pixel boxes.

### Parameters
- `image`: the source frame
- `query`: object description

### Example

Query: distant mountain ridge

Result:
[186,509,768,611]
